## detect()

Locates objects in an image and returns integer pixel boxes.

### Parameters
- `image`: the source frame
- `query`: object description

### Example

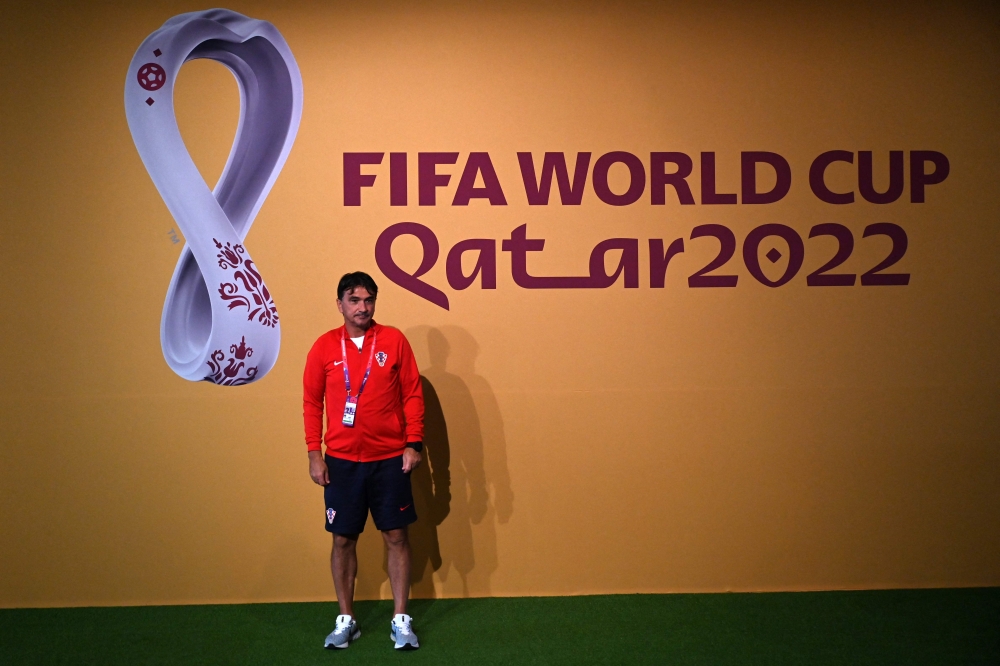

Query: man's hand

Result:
[402,447,422,473]
[308,450,329,486]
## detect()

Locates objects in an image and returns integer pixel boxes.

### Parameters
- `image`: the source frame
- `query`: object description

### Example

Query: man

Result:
[303,271,424,650]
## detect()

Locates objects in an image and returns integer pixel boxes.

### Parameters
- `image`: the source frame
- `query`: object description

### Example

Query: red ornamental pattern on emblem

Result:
[204,336,259,385]
[214,238,278,327]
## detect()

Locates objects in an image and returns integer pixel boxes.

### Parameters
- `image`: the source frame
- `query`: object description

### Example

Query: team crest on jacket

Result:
[375,351,387,367]
[327,508,336,523]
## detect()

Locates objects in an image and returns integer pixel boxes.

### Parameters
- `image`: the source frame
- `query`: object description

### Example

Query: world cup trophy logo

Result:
[124,9,303,385]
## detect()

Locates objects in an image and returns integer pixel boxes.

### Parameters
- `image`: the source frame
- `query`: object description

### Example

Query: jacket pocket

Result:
[368,408,405,444]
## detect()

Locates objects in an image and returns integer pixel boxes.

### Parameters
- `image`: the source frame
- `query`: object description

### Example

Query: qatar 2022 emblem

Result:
[124,9,303,385]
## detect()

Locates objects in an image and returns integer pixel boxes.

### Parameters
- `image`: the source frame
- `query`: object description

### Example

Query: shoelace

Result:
[393,615,412,635]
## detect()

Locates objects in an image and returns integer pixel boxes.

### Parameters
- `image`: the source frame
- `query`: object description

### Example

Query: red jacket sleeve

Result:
[397,334,425,443]
[302,336,328,452]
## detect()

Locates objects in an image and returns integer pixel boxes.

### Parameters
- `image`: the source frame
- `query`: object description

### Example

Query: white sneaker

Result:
[324,614,360,649]
[389,613,419,650]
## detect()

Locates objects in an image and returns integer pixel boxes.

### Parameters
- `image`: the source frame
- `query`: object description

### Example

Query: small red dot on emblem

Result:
[146,97,154,106]
[153,48,162,57]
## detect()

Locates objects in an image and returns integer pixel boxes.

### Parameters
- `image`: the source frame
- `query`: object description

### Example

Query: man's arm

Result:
[308,450,329,486]
[398,335,424,472]
[402,446,421,473]
[303,338,329,485]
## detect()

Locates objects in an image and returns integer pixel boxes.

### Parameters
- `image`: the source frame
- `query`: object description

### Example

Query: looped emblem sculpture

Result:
[124,9,303,385]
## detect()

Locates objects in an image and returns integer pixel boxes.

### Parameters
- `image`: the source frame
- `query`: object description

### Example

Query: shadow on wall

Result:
[408,325,514,598]
[352,325,513,600]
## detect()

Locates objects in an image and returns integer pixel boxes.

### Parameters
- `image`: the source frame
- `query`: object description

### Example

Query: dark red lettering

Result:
[688,224,738,287]
[390,152,407,206]
[743,224,804,287]
[649,238,685,288]
[809,150,854,204]
[501,225,638,288]
[700,152,737,205]
[741,151,791,204]
[588,239,639,287]
[446,239,497,289]
[593,152,645,206]
[650,153,695,205]
[418,153,459,206]
[452,153,507,206]
[343,152,383,206]
[374,222,449,309]
[517,152,591,205]
[910,151,950,203]
[858,151,904,204]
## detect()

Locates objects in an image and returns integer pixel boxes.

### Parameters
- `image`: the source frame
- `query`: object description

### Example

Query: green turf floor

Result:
[1,589,998,665]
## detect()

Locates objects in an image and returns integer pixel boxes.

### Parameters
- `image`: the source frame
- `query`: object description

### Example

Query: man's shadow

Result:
[404,325,513,598]
[354,325,512,600]
[405,371,450,596]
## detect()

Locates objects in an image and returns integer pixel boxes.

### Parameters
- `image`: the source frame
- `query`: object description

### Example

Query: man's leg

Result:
[331,533,359,618]
[382,527,411,615]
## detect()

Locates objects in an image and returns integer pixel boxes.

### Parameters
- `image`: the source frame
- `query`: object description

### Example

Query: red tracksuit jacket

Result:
[303,322,424,462]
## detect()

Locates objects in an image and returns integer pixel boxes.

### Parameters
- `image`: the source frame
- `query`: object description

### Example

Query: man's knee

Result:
[382,527,408,549]
[333,533,359,551]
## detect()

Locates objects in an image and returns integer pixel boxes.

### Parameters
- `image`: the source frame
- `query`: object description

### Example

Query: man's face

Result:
[337,287,376,330]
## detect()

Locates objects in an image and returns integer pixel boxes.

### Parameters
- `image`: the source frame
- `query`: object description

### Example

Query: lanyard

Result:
[340,327,377,398]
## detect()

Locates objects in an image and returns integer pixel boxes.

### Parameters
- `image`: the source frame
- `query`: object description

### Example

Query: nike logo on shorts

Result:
[400,504,411,511]
[333,361,343,366]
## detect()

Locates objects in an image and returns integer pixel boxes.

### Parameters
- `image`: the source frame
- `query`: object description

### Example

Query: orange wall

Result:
[1,0,999,607]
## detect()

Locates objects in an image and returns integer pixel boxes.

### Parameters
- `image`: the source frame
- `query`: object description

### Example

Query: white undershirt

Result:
[350,336,364,350]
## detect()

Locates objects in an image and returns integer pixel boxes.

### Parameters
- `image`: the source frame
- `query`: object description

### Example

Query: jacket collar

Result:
[337,321,379,343]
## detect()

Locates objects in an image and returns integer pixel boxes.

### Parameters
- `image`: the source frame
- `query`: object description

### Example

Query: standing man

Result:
[303,271,424,650]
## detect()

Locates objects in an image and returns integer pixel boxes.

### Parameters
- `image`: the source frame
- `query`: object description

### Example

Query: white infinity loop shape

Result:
[125,9,302,385]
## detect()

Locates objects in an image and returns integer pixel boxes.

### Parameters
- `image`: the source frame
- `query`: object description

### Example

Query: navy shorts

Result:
[324,454,417,534]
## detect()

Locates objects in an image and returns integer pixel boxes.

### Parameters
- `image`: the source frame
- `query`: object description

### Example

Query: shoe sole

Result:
[325,629,361,649]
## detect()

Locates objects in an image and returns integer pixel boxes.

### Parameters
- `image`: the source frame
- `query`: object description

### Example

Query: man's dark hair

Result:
[337,272,379,300]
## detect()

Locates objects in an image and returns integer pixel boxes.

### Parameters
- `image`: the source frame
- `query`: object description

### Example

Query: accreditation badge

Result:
[342,396,358,427]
